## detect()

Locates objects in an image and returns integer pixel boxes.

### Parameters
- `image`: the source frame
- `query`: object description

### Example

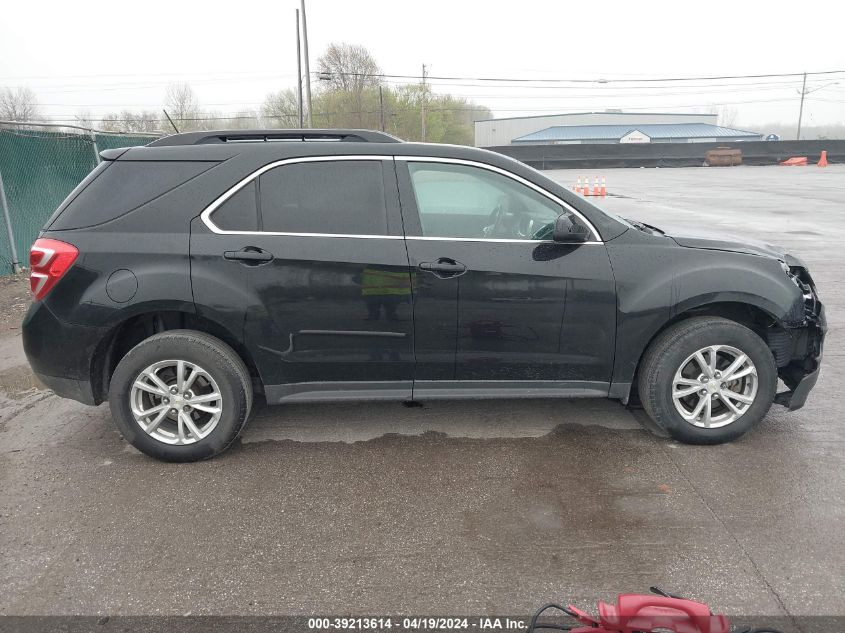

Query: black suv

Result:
[22,129,825,461]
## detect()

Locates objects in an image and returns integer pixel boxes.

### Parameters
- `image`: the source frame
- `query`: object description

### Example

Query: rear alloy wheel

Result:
[638,317,777,444]
[109,330,252,461]
[130,359,223,445]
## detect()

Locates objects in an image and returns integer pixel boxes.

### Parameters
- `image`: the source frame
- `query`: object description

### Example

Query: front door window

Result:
[407,162,576,241]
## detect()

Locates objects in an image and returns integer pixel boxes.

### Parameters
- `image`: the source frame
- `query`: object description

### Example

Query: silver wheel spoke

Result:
[145,407,169,433]
[723,390,754,405]
[180,411,204,441]
[675,377,701,387]
[728,365,755,381]
[686,395,708,420]
[176,412,187,443]
[139,403,167,419]
[183,368,201,392]
[176,360,186,391]
[719,394,742,416]
[693,351,712,378]
[673,384,701,399]
[189,392,220,405]
[145,371,170,394]
[702,397,712,427]
[191,403,221,414]
[721,353,748,380]
[134,379,165,397]
[707,346,719,375]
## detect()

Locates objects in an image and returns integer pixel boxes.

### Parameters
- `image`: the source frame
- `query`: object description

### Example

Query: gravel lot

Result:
[0,165,842,630]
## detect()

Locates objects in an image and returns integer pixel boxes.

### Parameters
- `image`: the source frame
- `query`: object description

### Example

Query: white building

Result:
[474,111,761,147]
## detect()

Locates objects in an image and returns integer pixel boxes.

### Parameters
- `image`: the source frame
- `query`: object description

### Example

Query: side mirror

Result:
[553,215,591,243]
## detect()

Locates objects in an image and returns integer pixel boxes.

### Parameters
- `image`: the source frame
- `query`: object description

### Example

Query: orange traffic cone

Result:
[583,175,591,196]
[592,176,600,196]
[818,150,828,167]
[600,176,606,197]
[575,176,582,194]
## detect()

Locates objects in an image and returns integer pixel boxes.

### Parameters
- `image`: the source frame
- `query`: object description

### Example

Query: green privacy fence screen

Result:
[0,124,159,275]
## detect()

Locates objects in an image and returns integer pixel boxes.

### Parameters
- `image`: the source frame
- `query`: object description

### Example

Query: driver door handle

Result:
[418,258,467,278]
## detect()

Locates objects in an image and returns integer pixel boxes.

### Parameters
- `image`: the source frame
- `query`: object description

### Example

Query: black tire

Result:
[638,317,777,445]
[108,330,252,462]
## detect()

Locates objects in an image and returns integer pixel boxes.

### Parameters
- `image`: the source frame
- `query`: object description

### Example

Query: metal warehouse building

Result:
[474,111,762,147]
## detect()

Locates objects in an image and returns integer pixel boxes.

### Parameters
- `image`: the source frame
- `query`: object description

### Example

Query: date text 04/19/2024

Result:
[307,617,527,630]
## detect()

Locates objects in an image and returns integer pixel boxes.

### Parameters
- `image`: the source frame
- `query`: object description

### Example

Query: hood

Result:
[654,225,804,266]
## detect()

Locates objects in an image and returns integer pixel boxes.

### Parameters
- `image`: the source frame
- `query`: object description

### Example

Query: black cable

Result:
[527,603,578,633]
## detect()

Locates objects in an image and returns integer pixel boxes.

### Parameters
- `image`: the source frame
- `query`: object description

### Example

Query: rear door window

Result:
[259,160,387,235]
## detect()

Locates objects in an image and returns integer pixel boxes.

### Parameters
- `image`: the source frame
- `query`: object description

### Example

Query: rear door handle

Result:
[224,248,274,264]
[418,258,467,278]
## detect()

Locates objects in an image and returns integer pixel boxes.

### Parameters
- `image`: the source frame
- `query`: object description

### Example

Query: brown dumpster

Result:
[705,147,742,166]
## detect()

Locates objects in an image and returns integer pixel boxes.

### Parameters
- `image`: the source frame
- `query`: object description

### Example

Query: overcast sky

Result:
[2,0,844,130]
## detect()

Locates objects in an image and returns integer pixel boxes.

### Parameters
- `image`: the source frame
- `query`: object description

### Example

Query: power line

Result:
[7,69,845,92]
[315,69,845,84]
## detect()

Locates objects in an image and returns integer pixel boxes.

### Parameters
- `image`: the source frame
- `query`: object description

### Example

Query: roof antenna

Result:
[162,109,180,134]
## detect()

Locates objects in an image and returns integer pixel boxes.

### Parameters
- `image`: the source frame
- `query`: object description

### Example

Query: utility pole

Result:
[421,63,427,141]
[296,8,304,128]
[795,75,838,140]
[378,85,385,132]
[162,109,179,134]
[300,0,313,127]
[797,71,807,141]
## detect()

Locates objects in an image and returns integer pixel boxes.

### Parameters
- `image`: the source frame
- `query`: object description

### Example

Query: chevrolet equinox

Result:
[22,129,826,461]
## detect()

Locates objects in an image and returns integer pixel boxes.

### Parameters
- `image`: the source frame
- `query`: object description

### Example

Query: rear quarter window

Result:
[49,161,216,230]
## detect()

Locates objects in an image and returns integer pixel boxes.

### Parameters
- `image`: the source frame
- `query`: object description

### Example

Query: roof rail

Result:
[147,129,402,147]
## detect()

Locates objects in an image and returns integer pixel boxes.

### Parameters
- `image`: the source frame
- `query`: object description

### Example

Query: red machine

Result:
[528,588,780,633]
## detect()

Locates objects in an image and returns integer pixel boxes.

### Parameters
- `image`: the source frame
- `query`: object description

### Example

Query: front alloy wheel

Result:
[638,317,777,445]
[672,345,758,428]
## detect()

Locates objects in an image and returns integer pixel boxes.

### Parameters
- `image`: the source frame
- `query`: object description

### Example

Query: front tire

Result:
[108,330,252,462]
[638,317,777,444]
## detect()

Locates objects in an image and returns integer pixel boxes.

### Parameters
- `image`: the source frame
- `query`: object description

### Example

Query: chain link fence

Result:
[0,122,161,275]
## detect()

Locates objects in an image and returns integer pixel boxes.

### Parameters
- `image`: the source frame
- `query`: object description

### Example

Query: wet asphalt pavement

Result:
[0,165,842,627]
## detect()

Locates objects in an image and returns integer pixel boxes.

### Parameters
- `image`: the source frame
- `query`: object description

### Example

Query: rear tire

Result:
[108,330,252,462]
[638,317,777,444]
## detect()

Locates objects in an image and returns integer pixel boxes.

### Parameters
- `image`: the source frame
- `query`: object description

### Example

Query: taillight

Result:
[29,238,79,301]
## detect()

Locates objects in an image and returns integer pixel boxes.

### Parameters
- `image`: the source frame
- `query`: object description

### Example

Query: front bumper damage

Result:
[770,269,826,411]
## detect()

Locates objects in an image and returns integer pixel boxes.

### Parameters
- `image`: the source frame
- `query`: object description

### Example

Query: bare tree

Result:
[317,43,382,93]
[316,43,383,127]
[99,110,162,134]
[261,89,301,128]
[74,109,97,129]
[165,82,201,130]
[718,106,739,128]
[0,86,41,122]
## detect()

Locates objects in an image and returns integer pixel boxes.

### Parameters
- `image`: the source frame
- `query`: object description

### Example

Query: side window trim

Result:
[202,154,402,239]
[394,156,602,243]
[201,154,602,243]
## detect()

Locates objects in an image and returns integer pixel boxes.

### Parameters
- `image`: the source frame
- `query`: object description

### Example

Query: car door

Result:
[396,157,616,396]
[191,156,414,403]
